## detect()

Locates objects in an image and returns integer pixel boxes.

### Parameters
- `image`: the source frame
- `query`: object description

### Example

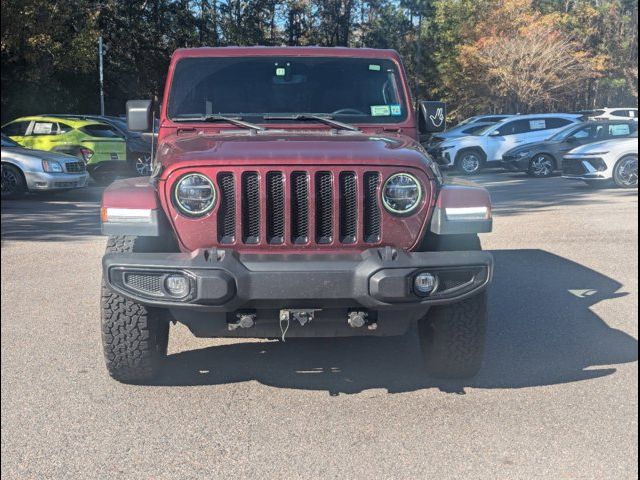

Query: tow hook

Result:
[347,310,377,330]
[228,312,257,331]
[347,311,368,328]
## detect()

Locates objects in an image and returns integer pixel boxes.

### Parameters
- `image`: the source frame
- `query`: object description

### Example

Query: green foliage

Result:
[1,0,637,122]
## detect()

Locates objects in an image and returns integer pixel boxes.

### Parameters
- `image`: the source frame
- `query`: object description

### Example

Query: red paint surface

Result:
[102,177,159,210]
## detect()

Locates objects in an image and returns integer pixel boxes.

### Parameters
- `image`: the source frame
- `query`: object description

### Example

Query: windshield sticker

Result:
[369,64,381,72]
[371,105,391,116]
[390,104,402,116]
[33,122,54,134]
[530,120,546,130]
[275,67,286,77]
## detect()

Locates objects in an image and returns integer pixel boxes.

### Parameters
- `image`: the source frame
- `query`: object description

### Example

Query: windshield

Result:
[1,134,20,147]
[167,56,407,124]
[471,124,497,136]
[548,124,579,141]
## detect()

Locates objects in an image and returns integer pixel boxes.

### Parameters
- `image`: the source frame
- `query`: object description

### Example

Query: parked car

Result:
[426,121,508,148]
[589,107,638,122]
[502,121,638,178]
[1,134,89,199]
[432,113,583,175]
[562,134,638,188]
[45,115,153,176]
[1,115,127,185]
[99,46,494,383]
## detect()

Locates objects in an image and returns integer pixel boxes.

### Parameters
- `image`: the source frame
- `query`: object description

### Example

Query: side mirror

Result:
[126,100,153,132]
[488,130,502,137]
[418,101,447,134]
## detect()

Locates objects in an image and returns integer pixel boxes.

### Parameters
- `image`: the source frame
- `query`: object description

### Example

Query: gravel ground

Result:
[1,172,637,479]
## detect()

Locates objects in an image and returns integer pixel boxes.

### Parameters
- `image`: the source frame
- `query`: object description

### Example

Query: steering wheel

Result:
[331,108,367,116]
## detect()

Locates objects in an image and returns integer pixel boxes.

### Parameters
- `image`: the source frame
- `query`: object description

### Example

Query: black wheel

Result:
[418,291,488,378]
[1,163,27,199]
[613,155,638,189]
[101,235,171,383]
[527,154,556,178]
[130,153,152,176]
[456,149,485,175]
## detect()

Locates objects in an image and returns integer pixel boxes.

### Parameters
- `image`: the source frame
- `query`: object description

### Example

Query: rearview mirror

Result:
[126,100,153,132]
[418,101,447,134]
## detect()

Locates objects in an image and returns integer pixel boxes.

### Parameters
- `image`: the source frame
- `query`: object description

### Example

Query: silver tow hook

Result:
[228,312,257,331]
[347,311,368,328]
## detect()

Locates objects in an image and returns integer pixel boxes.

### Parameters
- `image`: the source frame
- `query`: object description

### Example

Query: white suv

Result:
[590,108,638,122]
[432,114,583,175]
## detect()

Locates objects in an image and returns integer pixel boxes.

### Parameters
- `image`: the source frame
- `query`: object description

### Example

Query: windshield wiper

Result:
[262,114,360,132]
[172,114,266,131]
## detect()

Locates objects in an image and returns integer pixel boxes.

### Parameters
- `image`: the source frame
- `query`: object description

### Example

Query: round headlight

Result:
[382,173,423,215]
[173,173,216,216]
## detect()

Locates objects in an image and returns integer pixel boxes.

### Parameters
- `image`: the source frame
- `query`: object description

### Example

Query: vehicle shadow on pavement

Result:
[0,188,103,243]
[155,249,638,395]
[477,173,638,217]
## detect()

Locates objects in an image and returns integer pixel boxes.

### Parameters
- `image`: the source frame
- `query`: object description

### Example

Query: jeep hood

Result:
[156,131,434,173]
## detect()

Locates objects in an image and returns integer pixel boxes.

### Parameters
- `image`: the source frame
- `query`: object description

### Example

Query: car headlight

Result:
[173,173,216,217]
[382,173,423,215]
[42,160,63,173]
[516,151,531,158]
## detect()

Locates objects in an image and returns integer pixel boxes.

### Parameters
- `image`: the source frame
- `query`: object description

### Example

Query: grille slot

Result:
[291,172,309,244]
[363,172,381,243]
[267,172,285,244]
[339,172,357,243]
[64,161,85,173]
[217,173,236,244]
[242,172,260,244]
[316,172,333,244]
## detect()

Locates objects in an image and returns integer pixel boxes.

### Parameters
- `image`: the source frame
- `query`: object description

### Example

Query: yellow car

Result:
[1,116,127,184]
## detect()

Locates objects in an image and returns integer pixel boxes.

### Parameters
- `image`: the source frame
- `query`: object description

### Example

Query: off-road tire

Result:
[418,291,488,378]
[101,235,170,383]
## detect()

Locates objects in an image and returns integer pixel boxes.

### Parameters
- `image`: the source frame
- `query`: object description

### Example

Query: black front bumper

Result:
[103,247,493,312]
[501,155,531,172]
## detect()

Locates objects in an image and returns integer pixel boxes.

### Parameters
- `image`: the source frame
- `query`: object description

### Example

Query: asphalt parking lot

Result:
[1,171,638,479]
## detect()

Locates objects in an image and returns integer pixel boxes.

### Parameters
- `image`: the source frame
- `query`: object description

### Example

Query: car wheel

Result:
[418,291,488,379]
[1,163,27,199]
[456,149,485,175]
[131,153,152,176]
[613,155,638,189]
[528,154,555,178]
[101,236,171,383]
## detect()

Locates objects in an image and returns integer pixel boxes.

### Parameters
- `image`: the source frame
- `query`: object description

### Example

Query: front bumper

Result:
[103,247,493,312]
[24,171,89,191]
[562,157,610,181]
[501,155,531,172]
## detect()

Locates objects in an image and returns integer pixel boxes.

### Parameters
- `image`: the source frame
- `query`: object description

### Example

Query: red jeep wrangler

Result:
[100,47,493,383]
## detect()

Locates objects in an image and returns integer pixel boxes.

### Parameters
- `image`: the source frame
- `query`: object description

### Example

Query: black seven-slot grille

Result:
[215,170,382,246]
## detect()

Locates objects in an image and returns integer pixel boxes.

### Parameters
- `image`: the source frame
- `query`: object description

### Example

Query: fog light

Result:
[164,274,189,297]
[414,272,438,296]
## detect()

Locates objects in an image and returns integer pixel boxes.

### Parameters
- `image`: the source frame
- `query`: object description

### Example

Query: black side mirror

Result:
[566,136,577,143]
[126,100,153,132]
[418,101,447,134]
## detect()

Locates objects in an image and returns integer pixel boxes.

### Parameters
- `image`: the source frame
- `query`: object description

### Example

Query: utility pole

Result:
[98,36,105,116]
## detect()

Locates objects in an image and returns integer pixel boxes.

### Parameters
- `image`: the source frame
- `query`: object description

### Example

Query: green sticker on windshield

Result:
[369,64,381,71]
[370,105,391,116]
[276,67,286,77]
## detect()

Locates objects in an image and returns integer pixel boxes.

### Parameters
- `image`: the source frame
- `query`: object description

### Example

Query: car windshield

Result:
[471,124,497,136]
[167,56,408,124]
[547,124,578,141]
[1,134,20,147]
